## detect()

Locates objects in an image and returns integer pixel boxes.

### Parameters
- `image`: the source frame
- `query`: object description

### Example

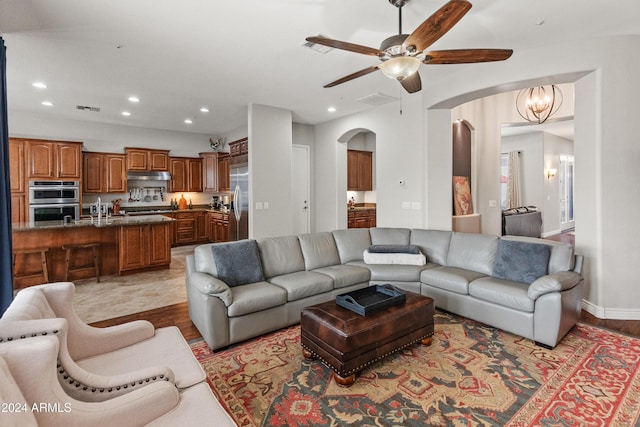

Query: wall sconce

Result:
[546,168,557,179]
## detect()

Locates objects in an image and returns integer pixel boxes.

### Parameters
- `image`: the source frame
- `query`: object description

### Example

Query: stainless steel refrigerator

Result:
[230,158,249,241]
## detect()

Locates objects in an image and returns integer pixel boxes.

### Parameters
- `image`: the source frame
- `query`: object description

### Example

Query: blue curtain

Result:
[0,37,13,313]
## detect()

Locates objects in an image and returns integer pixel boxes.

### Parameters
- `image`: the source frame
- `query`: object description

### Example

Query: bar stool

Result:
[62,243,101,282]
[13,248,50,285]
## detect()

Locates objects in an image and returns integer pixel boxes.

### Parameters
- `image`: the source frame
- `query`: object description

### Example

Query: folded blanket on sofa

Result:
[368,245,421,254]
[363,250,426,266]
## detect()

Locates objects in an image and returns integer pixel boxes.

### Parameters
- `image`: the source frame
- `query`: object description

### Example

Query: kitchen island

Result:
[12,215,175,288]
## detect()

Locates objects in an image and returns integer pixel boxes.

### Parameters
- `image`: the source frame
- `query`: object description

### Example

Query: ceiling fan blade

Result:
[324,65,380,88]
[424,49,513,64]
[306,36,384,57]
[400,72,422,94]
[403,0,472,53]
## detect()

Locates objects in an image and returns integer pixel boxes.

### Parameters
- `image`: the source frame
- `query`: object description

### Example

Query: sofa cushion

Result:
[332,229,371,263]
[420,266,487,295]
[227,282,287,317]
[492,239,550,284]
[469,277,534,312]
[298,232,341,270]
[210,240,264,287]
[501,235,574,273]
[369,228,411,245]
[410,229,452,265]
[350,260,430,282]
[257,235,305,279]
[313,264,371,289]
[268,271,334,302]
[446,232,498,276]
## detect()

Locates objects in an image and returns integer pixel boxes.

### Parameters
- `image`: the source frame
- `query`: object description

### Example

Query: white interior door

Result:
[292,145,310,234]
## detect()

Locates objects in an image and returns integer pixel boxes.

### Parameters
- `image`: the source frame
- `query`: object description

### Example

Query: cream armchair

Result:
[0,282,204,400]
[0,335,236,427]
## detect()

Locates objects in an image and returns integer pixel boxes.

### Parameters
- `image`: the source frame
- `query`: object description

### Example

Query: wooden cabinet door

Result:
[126,148,148,171]
[105,154,127,193]
[56,143,82,179]
[358,151,373,191]
[195,211,208,241]
[149,150,169,171]
[218,156,230,192]
[347,210,356,228]
[188,158,203,192]
[10,193,26,224]
[201,153,219,192]
[9,139,25,193]
[26,141,55,178]
[148,223,171,265]
[347,150,359,190]
[83,152,104,192]
[169,158,187,192]
[208,213,217,242]
[216,216,230,242]
[119,225,147,271]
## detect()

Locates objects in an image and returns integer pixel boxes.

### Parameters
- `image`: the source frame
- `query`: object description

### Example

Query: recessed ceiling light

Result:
[41,101,54,106]
[184,119,193,124]
[128,96,140,103]
[32,82,47,89]
[200,107,209,113]
[121,111,132,116]
[328,106,336,112]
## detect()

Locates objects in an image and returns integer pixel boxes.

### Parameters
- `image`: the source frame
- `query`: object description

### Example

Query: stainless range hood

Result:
[127,171,171,181]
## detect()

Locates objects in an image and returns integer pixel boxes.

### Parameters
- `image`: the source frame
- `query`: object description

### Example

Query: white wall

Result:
[502,132,545,213]
[248,103,293,238]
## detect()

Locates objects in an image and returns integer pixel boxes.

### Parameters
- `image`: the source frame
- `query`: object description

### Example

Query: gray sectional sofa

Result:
[186,228,584,350]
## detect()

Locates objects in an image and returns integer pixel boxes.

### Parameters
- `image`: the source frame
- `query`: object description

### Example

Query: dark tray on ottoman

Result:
[336,284,406,316]
[300,291,434,387]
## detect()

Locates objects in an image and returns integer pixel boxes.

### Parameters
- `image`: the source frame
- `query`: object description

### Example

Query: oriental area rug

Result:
[190,311,640,427]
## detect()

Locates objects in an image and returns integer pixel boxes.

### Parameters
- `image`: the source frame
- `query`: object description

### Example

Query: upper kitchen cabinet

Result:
[125,147,170,171]
[218,154,230,192]
[83,152,127,193]
[23,139,82,180]
[347,149,373,191]
[169,157,203,192]
[200,152,221,192]
[228,137,248,157]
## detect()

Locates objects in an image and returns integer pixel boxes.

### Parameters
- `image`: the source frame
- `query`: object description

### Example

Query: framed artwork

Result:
[453,176,474,215]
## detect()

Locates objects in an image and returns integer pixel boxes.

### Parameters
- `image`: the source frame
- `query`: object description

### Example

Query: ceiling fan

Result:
[306,0,513,94]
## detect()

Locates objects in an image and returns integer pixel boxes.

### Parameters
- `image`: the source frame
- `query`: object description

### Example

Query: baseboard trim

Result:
[541,229,561,238]
[582,299,640,320]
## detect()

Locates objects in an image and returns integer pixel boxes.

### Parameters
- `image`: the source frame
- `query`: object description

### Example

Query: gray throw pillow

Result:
[492,240,550,284]
[368,245,420,254]
[211,240,264,287]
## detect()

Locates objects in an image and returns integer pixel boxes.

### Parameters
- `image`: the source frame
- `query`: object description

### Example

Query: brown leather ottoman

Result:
[300,291,434,387]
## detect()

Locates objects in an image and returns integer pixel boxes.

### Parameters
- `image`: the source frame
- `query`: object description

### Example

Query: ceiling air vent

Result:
[302,35,333,54]
[355,92,399,106]
[76,105,101,112]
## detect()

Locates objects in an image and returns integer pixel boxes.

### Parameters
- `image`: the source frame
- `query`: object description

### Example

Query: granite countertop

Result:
[348,206,377,211]
[12,214,175,232]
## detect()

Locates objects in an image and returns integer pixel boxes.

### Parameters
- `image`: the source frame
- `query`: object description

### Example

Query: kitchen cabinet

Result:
[9,139,27,223]
[24,139,82,180]
[83,152,127,193]
[347,208,376,229]
[228,137,248,157]
[347,149,373,191]
[200,152,219,192]
[171,211,209,246]
[169,157,203,193]
[208,211,229,243]
[125,148,170,171]
[217,154,230,192]
[119,222,171,273]
[195,211,208,241]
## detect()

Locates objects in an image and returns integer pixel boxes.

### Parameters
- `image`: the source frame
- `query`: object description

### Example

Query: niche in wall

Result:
[452,120,474,215]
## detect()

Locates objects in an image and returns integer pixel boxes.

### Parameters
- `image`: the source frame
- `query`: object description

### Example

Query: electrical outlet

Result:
[489,200,497,207]
[402,202,411,209]
[255,202,263,210]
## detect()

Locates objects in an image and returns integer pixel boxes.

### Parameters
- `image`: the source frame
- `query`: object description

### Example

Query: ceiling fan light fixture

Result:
[379,56,420,81]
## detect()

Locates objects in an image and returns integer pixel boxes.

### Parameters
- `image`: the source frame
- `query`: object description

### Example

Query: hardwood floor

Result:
[91,229,640,343]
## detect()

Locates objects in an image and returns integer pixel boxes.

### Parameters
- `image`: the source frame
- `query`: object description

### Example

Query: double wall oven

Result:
[29,180,80,223]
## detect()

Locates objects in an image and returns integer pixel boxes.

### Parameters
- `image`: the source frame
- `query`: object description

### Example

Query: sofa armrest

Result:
[187,272,233,306]
[527,271,582,300]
